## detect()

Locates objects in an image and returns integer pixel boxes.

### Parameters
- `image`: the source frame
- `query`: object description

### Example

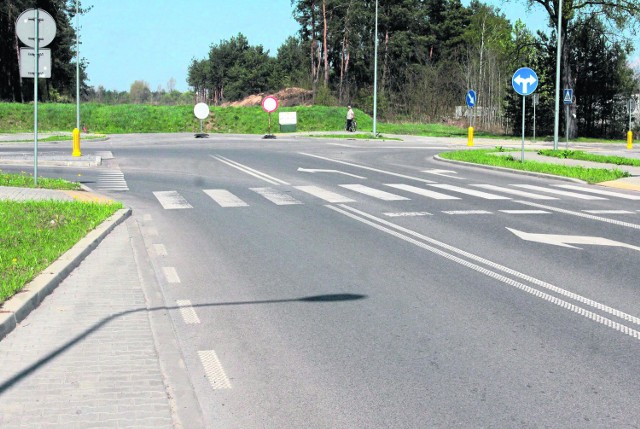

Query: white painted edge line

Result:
[582,210,634,214]
[384,211,432,217]
[176,300,201,324]
[515,200,640,230]
[299,152,436,184]
[442,210,493,215]
[212,155,289,185]
[198,350,232,389]
[329,204,640,333]
[556,184,640,200]
[162,267,181,284]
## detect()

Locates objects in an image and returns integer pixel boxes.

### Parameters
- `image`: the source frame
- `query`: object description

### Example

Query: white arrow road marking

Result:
[297,168,366,179]
[422,169,463,179]
[506,228,640,251]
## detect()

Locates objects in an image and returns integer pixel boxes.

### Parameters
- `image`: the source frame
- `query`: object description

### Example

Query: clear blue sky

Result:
[80,1,638,93]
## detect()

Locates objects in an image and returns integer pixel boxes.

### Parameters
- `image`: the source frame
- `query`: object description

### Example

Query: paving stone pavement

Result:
[0,221,175,429]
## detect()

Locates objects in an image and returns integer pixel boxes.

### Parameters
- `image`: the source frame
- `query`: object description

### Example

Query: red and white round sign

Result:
[261,96,279,113]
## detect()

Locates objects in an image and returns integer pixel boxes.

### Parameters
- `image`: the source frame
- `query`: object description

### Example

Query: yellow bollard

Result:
[627,130,633,150]
[467,126,474,147]
[72,128,81,157]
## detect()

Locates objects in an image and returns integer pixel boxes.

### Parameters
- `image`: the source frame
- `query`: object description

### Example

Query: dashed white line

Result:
[162,267,181,284]
[198,350,232,389]
[176,300,201,324]
[582,210,634,214]
[442,210,493,215]
[384,211,432,217]
[153,244,168,256]
[499,210,550,214]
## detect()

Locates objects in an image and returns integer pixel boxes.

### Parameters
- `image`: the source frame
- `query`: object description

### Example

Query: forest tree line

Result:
[2,0,639,138]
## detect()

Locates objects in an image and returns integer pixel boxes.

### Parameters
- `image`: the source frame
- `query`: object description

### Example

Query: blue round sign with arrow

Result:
[466,90,476,108]
[512,67,538,96]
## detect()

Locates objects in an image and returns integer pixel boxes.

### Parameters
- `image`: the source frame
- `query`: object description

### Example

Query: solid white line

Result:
[582,210,634,214]
[429,184,511,200]
[515,200,640,230]
[153,191,193,209]
[251,187,303,205]
[176,300,201,324]
[442,210,493,215]
[198,350,232,389]
[204,189,249,207]
[162,267,181,284]
[294,185,355,203]
[386,184,460,200]
[299,152,436,183]
[212,155,289,185]
[472,184,558,200]
[332,204,640,331]
[383,211,432,217]
[499,210,550,214]
[556,184,640,200]
[339,184,409,201]
[512,184,607,200]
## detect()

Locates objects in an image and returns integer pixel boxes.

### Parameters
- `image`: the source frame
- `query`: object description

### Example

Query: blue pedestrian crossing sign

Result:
[563,89,573,104]
[512,67,538,96]
[466,90,476,108]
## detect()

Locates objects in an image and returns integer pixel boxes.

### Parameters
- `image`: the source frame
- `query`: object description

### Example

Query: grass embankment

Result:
[0,170,122,303]
[537,149,640,166]
[439,148,631,183]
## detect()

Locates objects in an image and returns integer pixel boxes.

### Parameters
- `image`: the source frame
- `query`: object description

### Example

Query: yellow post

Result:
[467,126,474,147]
[72,128,81,157]
[627,130,633,150]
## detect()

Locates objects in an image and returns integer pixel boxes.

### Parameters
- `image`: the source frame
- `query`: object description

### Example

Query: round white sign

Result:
[16,9,57,48]
[193,102,210,120]
[261,96,278,113]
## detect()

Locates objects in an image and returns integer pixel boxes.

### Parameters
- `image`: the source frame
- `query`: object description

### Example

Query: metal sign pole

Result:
[33,8,39,186]
[521,96,526,163]
[565,105,569,149]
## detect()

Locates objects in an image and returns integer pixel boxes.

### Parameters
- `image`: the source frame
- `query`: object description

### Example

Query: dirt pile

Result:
[222,87,313,107]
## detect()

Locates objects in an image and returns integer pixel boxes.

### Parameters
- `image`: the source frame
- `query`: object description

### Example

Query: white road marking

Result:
[556,184,640,200]
[472,184,558,200]
[212,155,289,185]
[298,168,366,179]
[384,211,432,217]
[162,267,181,284]
[499,210,550,214]
[442,210,493,215]
[507,228,640,251]
[204,189,249,207]
[142,214,153,222]
[512,184,607,200]
[250,187,303,205]
[294,185,355,203]
[96,169,129,191]
[299,152,436,183]
[176,300,201,324]
[386,184,460,200]
[328,204,640,340]
[153,243,168,256]
[339,184,409,201]
[153,191,193,209]
[429,184,511,200]
[515,200,640,230]
[198,350,232,389]
[582,210,634,214]
[422,169,463,179]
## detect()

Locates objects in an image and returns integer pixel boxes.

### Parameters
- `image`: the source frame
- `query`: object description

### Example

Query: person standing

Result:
[346,106,355,132]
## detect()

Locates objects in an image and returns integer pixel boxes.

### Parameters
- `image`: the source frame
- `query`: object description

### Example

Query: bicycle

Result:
[346,119,357,132]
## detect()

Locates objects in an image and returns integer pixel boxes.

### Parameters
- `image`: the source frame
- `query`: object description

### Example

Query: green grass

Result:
[1,169,81,190]
[306,133,403,141]
[440,148,631,183]
[0,170,120,302]
[0,199,123,303]
[537,149,640,166]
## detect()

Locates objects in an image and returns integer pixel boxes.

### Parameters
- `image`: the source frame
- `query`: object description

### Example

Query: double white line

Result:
[328,204,640,341]
[212,155,289,185]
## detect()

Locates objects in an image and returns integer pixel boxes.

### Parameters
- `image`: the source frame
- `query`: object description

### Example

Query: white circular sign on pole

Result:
[194,102,210,119]
[16,9,57,48]
[261,96,279,113]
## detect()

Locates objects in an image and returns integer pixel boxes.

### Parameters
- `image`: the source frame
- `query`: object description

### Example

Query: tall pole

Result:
[553,0,563,150]
[34,8,39,186]
[372,0,378,137]
[75,0,80,130]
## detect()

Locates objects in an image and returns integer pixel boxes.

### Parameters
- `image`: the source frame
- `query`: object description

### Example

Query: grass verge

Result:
[439,148,631,183]
[1,169,81,190]
[537,149,640,166]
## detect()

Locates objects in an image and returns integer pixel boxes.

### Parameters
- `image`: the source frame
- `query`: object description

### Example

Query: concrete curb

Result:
[0,156,101,167]
[0,207,132,341]
[433,154,587,184]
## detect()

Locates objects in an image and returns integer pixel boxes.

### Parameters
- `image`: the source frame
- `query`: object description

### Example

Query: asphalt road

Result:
[3,134,640,428]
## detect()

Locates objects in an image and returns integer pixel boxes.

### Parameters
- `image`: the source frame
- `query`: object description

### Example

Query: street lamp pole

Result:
[553,0,562,150]
[372,0,378,137]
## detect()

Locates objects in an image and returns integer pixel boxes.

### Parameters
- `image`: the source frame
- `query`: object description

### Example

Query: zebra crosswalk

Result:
[151,182,640,212]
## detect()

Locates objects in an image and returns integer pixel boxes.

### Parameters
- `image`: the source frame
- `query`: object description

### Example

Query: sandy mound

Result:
[223,87,313,107]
